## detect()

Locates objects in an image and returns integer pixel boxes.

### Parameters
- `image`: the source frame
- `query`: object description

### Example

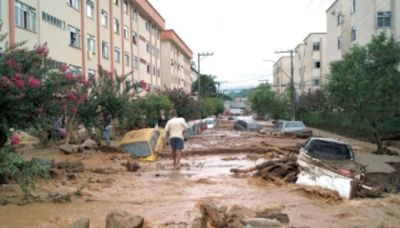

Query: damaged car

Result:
[119,128,165,161]
[296,137,365,199]
[274,120,312,138]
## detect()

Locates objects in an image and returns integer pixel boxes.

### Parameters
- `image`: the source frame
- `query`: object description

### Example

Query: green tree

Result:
[327,33,400,153]
[248,84,287,119]
[136,93,172,127]
[163,88,201,120]
[201,97,224,117]
[191,74,217,97]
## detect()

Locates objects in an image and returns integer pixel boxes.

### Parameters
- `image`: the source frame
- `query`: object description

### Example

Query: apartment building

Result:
[272,56,291,95]
[327,0,400,63]
[1,0,186,92]
[299,33,328,94]
[160,30,193,93]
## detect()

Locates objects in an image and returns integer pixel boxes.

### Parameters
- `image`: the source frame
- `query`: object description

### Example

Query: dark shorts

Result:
[170,137,184,150]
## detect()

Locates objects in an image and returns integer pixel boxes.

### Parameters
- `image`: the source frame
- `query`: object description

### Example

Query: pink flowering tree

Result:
[74,67,143,143]
[0,40,85,148]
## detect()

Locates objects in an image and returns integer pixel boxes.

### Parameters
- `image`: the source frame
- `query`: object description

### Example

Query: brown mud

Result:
[0,120,399,227]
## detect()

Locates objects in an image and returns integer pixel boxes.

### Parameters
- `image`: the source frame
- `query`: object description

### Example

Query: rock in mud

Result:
[191,217,204,228]
[241,218,281,228]
[126,161,140,172]
[49,192,71,203]
[78,138,99,151]
[54,161,85,173]
[0,198,9,206]
[255,205,289,223]
[226,205,257,219]
[31,157,54,169]
[105,210,144,228]
[68,217,90,228]
[93,167,118,175]
[198,202,226,227]
[59,144,79,154]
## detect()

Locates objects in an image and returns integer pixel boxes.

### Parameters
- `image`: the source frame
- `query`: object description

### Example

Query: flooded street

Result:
[1,121,400,227]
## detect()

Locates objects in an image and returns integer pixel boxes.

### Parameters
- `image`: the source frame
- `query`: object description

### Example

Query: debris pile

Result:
[193,202,289,228]
[230,157,299,183]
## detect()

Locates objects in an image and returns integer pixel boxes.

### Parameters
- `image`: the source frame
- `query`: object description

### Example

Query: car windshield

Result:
[284,121,305,128]
[121,142,151,158]
[306,140,353,160]
[246,122,258,129]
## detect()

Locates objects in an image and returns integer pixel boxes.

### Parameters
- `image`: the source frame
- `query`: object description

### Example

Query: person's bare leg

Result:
[172,149,177,168]
[176,149,181,169]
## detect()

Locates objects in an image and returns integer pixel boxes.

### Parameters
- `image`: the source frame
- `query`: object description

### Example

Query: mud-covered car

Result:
[234,119,261,131]
[274,120,312,138]
[119,128,165,161]
[296,137,365,198]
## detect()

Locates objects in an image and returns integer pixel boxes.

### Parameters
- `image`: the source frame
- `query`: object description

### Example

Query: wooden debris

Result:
[230,157,299,183]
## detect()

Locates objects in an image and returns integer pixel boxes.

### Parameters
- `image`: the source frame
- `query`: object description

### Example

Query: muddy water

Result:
[1,128,400,227]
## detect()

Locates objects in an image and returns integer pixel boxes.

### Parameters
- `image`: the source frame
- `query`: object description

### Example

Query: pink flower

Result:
[71,108,78,113]
[64,72,74,81]
[28,75,40,88]
[6,59,17,68]
[12,73,24,89]
[36,43,49,57]
[11,132,21,145]
[1,76,11,89]
[80,79,90,87]
[78,94,87,103]
[66,90,77,101]
[60,63,69,73]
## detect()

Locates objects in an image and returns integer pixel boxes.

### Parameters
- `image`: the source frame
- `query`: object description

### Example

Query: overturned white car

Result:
[296,137,365,199]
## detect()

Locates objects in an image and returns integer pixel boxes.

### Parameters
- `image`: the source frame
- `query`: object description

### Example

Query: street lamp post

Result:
[197,52,214,100]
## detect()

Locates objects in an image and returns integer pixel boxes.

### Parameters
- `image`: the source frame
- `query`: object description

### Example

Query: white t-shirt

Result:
[164,117,188,140]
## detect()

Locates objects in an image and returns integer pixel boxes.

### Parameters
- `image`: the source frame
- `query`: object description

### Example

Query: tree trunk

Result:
[0,128,7,148]
[372,126,383,154]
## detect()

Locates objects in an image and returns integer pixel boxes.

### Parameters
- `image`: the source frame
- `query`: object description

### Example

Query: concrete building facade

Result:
[327,0,400,63]
[272,56,291,95]
[1,0,192,93]
[299,33,328,94]
[160,30,193,93]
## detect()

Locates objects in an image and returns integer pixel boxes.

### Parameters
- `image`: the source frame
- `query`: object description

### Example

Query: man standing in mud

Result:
[164,110,188,169]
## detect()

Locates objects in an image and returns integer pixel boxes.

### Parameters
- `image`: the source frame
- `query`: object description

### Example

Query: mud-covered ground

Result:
[0,120,400,227]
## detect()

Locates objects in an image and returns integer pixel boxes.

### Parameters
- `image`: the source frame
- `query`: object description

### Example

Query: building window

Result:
[351,27,356,42]
[312,42,320,51]
[337,13,342,26]
[123,26,129,40]
[350,0,356,14]
[86,0,94,19]
[132,8,138,21]
[147,64,150,73]
[113,0,118,6]
[101,10,108,27]
[152,65,156,75]
[314,78,320,86]
[68,26,80,48]
[15,1,36,32]
[42,12,65,29]
[337,36,342,50]
[125,52,130,66]
[133,56,139,69]
[114,48,120,63]
[68,0,80,11]
[123,0,128,14]
[146,43,150,53]
[145,21,150,31]
[377,12,391,28]
[87,34,95,53]
[102,41,109,59]
[113,18,120,34]
[132,32,137,44]
[314,61,321,69]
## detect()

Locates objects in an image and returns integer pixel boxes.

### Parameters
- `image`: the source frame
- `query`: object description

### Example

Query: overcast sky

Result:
[148,0,335,90]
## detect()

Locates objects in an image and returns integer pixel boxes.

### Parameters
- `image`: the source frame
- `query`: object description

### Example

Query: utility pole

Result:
[197,52,214,101]
[275,49,296,120]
